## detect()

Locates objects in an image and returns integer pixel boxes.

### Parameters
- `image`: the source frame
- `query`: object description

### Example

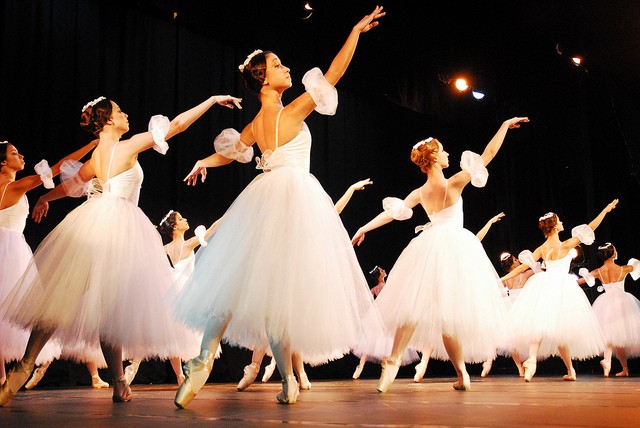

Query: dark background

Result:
[2,0,639,383]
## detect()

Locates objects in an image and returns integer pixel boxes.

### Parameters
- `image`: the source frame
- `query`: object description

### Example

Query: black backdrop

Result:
[2,0,639,383]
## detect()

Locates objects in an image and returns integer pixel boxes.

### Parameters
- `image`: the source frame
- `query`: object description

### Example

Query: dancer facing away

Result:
[352,117,529,392]
[0,139,96,386]
[501,200,618,382]
[0,94,242,406]
[174,6,386,408]
[578,242,640,377]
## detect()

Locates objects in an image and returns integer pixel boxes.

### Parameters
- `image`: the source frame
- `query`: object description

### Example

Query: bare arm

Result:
[480,117,529,167]
[335,178,372,214]
[501,246,542,282]
[475,212,505,242]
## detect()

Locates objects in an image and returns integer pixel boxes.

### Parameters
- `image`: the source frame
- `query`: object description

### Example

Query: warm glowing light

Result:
[571,56,582,66]
[472,90,485,100]
[304,2,313,10]
[302,2,314,19]
[454,78,469,91]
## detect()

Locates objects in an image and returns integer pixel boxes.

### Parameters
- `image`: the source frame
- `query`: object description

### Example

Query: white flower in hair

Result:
[413,137,433,150]
[538,212,555,221]
[81,96,106,113]
[159,210,175,227]
[238,49,263,72]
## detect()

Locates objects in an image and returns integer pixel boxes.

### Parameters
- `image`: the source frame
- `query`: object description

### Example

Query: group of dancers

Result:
[1,5,639,411]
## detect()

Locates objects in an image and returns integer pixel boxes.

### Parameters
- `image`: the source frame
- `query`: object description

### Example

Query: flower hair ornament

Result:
[368,265,379,275]
[238,49,263,72]
[499,252,512,261]
[81,96,106,113]
[0,141,8,145]
[413,137,434,150]
[538,212,555,222]
[598,242,613,250]
[159,210,175,227]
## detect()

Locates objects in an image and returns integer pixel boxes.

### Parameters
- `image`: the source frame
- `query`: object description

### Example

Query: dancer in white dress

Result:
[0,94,241,405]
[577,242,640,377]
[173,6,386,408]
[501,201,618,382]
[0,140,96,386]
[352,117,529,392]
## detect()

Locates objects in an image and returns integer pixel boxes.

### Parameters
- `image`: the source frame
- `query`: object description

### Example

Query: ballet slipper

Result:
[123,360,140,386]
[276,374,299,404]
[481,360,493,378]
[352,363,364,380]
[0,360,35,406]
[112,376,133,403]
[377,356,401,393]
[523,357,536,382]
[413,359,428,382]
[25,363,50,390]
[91,374,109,388]
[174,350,215,409]
[262,359,277,383]
[615,367,629,377]
[297,370,311,390]
[600,360,611,378]
[236,362,260,391]
[562,367,576,381]
[453,372,471,391]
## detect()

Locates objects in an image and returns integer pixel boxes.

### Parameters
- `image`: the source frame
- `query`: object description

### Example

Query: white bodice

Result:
[544,252,573,274]
[602,280,625,293]
[92,162,143,205]
[425,197,464,228]
[256,123,311,172]
[0,194,28,232]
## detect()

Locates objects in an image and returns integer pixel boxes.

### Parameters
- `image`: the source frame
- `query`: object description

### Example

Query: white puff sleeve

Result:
[628,258,640,281]
[302,67,338,115]
[517,250,543,273]
[383,197,413,221]
[214,128,254,163]
[34,159,54,189]
[578,268,596,287]
[60,160,91,197]
[149,115,170,155]
[571,224,595,245]
[460,151,488,188]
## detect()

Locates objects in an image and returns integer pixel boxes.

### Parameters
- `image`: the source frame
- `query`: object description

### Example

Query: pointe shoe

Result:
[0,360,35,406]
[112,376,133,403]
[174,350,215,409]
[562,367,576,381]
[453,373,471,391]
[413,359,428,382]
[481,360,493,378]
[237,362,260,391]
[262,359,276,382]
[123,361,140,386]
[91,374,109,388]
[25,364,50,390]
[615,367,629,377]
[377,356,401,393]
[523,357,537,382]
[600,360,611,377]
[352,364,365,380]
[276,374,299,404]
[297,370,311,390]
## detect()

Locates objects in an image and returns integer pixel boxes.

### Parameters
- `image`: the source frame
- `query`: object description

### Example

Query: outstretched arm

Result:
[476,212,505,242]
[480,117,529,167]
[335,178,372,214]
[500,246,542,282]
[588,199,618,231]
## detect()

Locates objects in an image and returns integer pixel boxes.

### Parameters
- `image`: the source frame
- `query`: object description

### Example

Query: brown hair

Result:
[410,138,440,174]
[79,98,113,136]
[240,51,272,94]
[538,212,558,237]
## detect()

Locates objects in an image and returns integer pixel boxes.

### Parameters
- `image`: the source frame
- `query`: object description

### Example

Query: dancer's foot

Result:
[237,362,260,391]
[25,364,50,390]
[91,374,109,388]
[413,359,428,382]
[112,376,132,403]
[516,363,524,377]
[377,356,401,393]
[615,367,629,377]
[453,372,471,391]
[562,367,576,381]
[123,361,140,386]
[174,350,215,409]
[176,373,185,387]
[600,359,611,378]
[523,357,536,382]
[262,359,276,382]
[481,360,493,378]
[297,370,311,390]
[276,374,299,404]
[0,360,35,406]
[352,364,364,380]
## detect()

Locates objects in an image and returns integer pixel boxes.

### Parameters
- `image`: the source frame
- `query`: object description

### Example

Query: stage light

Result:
[454,78,469,92]
[571,56,582,66]
[302,2,314,19]
[472,90,485,100]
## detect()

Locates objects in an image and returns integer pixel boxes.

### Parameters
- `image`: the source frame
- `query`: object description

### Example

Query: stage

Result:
[2,375,639,427]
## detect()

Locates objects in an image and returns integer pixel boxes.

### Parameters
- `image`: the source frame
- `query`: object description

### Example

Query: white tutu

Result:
[507,254,605,359]
[1,162,193,360]
[592,281,640,356]
[175,123,382,366]
[373,198,508,363]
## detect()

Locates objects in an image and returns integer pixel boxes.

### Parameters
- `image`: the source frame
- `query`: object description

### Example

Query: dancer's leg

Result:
[269,338,298,404]
[414,348,432,382]
[169,358,185,386]
[558,345,575,381]
[0,356,6,385]
[522,341,540,382]
[100,340,131,402]
[24,360,52,389]
[237,348,266,391]
[601,345,613,377]
[614,347,629,377]
[353,354,367,379]
[442,334,470,391]
[511,352,524,377]
[293,352,310,390]
[377,324,416,393]
[86,361,109,388]
[262,356,277,382]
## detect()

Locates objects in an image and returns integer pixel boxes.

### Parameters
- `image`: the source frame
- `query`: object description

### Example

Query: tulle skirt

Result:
[0,228,62,365]
[174,167,382,365]
[373,224,508,363]
[507,271,605,359]
[592,288,640,356]
[1,194,194,360]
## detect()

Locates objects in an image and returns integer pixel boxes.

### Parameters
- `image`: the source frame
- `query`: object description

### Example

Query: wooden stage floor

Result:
[1,375,639,427]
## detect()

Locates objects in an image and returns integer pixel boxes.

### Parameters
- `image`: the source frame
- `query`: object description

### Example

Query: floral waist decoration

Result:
[255,149,285,172]
[414,222,433,234]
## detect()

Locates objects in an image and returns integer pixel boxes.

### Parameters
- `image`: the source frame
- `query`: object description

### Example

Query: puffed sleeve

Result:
[460,151,488,188]
[578,268,596,287]
[60,160,91,197]
[214,128,254,163]
[302,67,338,116]
[628,258,640,281]
[149,115,170,155]
[518,250,543,273]
[571,224,595,245]
[382,197,413,221]
[34,159,54,189]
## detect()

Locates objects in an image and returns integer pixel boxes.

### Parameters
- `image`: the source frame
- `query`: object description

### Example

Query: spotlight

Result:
[571,56,582,66]
[472,90,485,100]
[454,78,469,92]
[302,2,314,19]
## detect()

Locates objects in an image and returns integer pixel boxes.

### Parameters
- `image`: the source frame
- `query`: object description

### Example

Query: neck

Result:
[172,230,185,242]
[260,89,284,106]
[0,170,16,181]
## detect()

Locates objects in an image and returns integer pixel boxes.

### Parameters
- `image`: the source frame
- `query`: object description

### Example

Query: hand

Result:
[490,212,505,224]
[504,117,529,129]
[350,178,373,191]
[351,229,366,246]
[604,198,618,213]
[212,95,243,109]
[31,198,49,223]
[184,161,208,186]
[353,6,385,34]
